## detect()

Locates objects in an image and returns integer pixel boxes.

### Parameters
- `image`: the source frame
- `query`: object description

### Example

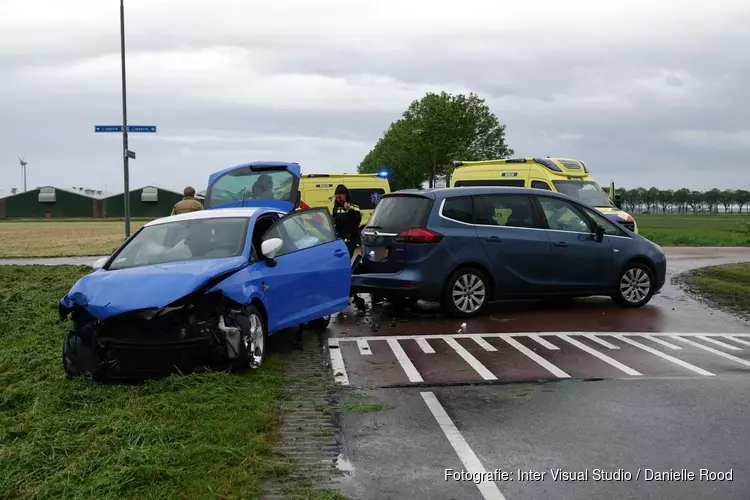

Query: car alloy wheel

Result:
[619,267,652,304]
[245,313,265,369]
[452,273,486,314]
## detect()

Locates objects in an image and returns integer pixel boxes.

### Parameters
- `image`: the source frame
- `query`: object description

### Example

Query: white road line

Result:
[671,336,750,368]
[722,335,750,347]
[421,392,507,500]
[638,335,682,350]
[471,336,498,352]
[387,338,424,383]
[583,334,620,350]
[416,338,436,353]
[502,337,570,378]
[443,337,497,380]
[614,335,714,376]
[357,339,372,355]
[327,338,350,385]
[528,334,559,350]
[695,335,743,351]
[330,332,750,342]
[557,334,642,376]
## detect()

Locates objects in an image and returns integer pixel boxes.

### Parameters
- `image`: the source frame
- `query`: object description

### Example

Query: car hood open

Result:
[59,256,248,320]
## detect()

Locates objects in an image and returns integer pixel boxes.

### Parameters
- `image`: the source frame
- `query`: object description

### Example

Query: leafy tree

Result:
[358,91,513,188]
[736,190,750,213]
[618,187,750,214]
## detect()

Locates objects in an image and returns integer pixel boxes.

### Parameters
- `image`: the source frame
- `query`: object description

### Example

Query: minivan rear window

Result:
[366,195,433,233]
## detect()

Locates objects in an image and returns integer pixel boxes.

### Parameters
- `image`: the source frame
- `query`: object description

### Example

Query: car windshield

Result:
[552,180,613,207]
[108,217,249,270]
[207,169,295,207]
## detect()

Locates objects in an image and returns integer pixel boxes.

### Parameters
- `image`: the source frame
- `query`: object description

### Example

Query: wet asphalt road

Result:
[325,247,750,500]
[4,247,750,500]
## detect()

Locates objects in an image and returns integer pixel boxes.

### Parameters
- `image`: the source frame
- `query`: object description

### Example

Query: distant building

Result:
[0,186,103,218]
[101,186,184,218]
[0,185,184,219]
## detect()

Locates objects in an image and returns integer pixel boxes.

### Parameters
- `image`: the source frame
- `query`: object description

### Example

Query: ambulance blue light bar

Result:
[377,170,389,177]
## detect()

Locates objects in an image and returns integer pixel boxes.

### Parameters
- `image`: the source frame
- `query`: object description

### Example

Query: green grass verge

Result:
[683,262,750,319]
[0,265,296,499]
[637,214,750,246]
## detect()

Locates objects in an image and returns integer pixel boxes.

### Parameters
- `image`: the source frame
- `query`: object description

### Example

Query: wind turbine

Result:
[17,154,27,192]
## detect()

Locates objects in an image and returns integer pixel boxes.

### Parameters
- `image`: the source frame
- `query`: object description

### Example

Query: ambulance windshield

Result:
[552,180,613,207]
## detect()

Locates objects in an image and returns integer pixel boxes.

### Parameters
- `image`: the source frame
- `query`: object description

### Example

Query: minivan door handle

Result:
[334,248,347,257]
[485,236,502,242]
[553,241,568,247]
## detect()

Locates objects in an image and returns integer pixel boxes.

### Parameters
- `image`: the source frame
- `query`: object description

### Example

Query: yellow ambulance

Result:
[449,157,638,233]
[298,172,391,228]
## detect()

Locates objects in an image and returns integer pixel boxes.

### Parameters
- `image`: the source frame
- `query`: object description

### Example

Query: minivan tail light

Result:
[395,228,443,243]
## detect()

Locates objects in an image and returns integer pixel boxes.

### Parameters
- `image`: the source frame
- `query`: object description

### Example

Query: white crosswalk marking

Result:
[695,335,743,351]
[528,334,559,350]
[328,333,750,386]
[583,334,620,350]
[471,336,498,352]
[443,337,497,380]
[387,339,423,382]
[357,339,372,355]
[670,336,750,367]
[722,335,750,347]
[416,338,436,353]
[614,335,714,376]
[638,335,682,350]
[557,334,642,376]
[502,337,570,378]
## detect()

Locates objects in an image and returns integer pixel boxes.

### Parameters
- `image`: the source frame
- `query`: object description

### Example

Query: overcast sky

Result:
[1,0,749,196]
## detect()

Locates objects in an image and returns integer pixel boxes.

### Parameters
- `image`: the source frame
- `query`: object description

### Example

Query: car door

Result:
[257,208,351,332]
[578,205,635,287]
[472,193,554,294]
[534,195,615,290]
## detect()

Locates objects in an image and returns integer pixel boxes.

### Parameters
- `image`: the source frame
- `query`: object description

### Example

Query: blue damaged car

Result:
[59,162,352,380]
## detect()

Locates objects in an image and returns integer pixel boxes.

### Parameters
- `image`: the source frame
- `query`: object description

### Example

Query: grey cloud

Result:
[3,3,750,194]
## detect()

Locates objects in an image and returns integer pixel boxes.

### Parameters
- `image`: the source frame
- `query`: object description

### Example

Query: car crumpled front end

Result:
[59,262,259,381]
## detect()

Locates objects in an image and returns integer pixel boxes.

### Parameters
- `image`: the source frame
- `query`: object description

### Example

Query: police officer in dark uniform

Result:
[331,184,365,306]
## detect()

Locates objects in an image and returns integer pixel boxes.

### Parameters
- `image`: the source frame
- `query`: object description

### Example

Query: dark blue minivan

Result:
[351,187,667,318]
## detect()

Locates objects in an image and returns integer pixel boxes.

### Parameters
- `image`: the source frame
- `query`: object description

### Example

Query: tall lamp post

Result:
[120,0,131,239]
[412,128,437,188]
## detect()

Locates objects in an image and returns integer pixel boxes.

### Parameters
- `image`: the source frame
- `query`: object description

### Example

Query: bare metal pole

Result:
[120,0,131,238]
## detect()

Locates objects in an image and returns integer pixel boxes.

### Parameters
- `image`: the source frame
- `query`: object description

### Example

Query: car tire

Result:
[308,315,331,333]
[62,328,99,379]
[234,305,267,369]
[442,266,491,318]
[611,262,655,308]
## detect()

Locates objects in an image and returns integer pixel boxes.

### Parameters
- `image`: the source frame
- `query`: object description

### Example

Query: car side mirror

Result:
[92,257,107,270]
[594,225,605,243]
[261,237,283,260]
